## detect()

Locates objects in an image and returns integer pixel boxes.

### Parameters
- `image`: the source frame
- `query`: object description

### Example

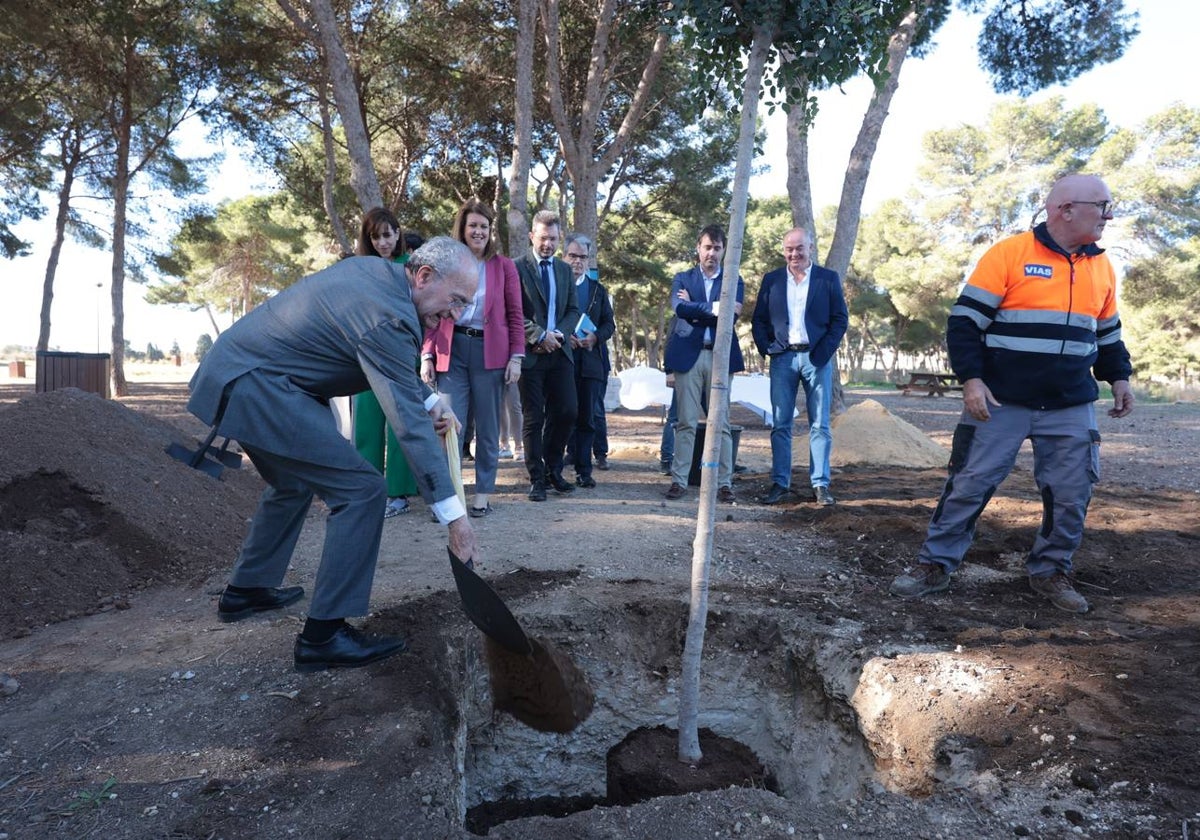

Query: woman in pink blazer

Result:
[421,199,525,516]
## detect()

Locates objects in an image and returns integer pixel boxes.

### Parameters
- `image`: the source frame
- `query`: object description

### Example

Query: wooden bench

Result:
[896,372,962,397]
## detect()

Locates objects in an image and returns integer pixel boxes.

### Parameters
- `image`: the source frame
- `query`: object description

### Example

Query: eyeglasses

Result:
[564,252,589,261]
[1060,200,1115,216]
[449,295,472,311]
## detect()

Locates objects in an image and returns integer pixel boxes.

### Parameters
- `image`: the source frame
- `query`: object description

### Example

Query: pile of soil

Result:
[1,380,1199,840]
[827,397,948,467]
[0,387,261,637]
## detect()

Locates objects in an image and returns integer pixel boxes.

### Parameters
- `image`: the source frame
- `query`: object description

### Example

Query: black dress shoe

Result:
[814,486,836,506]
[217,586,305,623]
[294,625,408,673]
[548,473,575,494]
[761,483,790,505]
[576,474,596,488]
[528,481,548,501]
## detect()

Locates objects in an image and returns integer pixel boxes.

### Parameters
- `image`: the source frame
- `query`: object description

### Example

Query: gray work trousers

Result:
[918,401,1099,577]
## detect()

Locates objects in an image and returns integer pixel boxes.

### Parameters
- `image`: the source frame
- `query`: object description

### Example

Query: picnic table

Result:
[896,372,962,397]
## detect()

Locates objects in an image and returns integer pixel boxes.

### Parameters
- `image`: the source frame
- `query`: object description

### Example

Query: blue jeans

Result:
[769,350,832,489]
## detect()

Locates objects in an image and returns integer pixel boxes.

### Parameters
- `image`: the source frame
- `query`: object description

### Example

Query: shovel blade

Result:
[165,442,225,479]
[484,635,594,733]
[204,443,243,469]
[448,548,532,656]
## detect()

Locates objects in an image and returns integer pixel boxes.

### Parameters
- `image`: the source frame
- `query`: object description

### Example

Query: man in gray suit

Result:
[189,237,480,672]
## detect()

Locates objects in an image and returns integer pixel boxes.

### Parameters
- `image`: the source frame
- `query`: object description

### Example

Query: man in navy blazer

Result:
[663,224,745,502]
[188,238,481,671]
[514,210,580,501]
[751,227,849,506]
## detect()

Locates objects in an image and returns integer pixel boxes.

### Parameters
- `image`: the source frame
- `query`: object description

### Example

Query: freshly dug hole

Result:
[456,593,876,833]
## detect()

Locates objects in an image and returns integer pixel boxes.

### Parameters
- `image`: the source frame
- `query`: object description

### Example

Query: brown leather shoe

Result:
[664,482,686,500]
[717,486,736,504]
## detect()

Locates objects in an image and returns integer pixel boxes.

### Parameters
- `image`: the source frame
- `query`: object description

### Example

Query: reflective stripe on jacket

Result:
[947,223,1132,409]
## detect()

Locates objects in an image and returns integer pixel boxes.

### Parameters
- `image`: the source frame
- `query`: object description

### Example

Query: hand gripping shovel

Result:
[448,547,594,733]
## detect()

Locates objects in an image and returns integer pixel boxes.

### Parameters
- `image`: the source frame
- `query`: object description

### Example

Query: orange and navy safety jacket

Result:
[947,222,1132,410]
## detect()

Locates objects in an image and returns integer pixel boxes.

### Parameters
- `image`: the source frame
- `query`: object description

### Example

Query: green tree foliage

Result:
[916,97,1109,246]
[849,198,964,369]
[0,1,65,258]
[150,194,318,330]
[195,332,214,361]
[963,0,1139,95]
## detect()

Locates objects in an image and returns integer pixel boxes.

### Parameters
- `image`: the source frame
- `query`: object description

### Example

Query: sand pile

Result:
[0,388,261,637]
[824,398,948,468]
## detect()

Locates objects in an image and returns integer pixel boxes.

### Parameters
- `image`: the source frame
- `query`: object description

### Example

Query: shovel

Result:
[165,425,242,478]
[448,546,594,733]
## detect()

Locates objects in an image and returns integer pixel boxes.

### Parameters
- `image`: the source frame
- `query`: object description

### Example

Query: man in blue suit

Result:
[663,224,745,502]
[188,238,480,672]
[751,227,849,506]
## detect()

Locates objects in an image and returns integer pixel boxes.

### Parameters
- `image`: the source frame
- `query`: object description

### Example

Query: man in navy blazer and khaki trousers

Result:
[663,224,745,503]
[752,227,849,506]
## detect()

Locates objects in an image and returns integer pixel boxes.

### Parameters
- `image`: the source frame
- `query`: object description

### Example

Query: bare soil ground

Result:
[1,376,1199,839]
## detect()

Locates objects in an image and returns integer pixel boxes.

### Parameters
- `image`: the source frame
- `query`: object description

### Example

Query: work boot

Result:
[889,563,951,599]
[1029,573,1089,614]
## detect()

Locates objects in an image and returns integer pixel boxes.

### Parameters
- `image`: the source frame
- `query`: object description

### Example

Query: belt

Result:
[454,325,484,338]
[786,343,810,352]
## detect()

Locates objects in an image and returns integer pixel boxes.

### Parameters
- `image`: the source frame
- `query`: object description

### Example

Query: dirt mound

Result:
[829,398,949,467]
[0,388,261,638]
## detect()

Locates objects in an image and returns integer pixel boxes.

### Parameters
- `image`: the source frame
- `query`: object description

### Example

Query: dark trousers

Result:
[592,377,609,459]
[566,374,601,478]
[518,351,578,483]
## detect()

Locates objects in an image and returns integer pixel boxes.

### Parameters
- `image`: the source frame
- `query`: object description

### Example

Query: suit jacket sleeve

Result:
[671,271,717,325]
[356,319,455,504]
[810,268,849,369]
[751,272,774,356]
[593,283,615,342]
[501,255,525,357]
[559,262,580,338]
[516,257,545,345]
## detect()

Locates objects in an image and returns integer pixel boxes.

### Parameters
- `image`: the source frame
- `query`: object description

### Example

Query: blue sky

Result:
[3,1,1193,355]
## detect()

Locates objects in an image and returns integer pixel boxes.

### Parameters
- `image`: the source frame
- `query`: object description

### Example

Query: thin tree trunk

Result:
[824,3,923,281]
[305,0,383,211]
[507,0,536,256]
[38,126,83,353]
[541,0,668,242]
[784,82,814,236]
[317,82,352,254]
[108,46,136,398]
[678,20,775,765]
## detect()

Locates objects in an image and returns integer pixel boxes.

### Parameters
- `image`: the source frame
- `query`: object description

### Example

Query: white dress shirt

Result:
[786,264,811,346]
